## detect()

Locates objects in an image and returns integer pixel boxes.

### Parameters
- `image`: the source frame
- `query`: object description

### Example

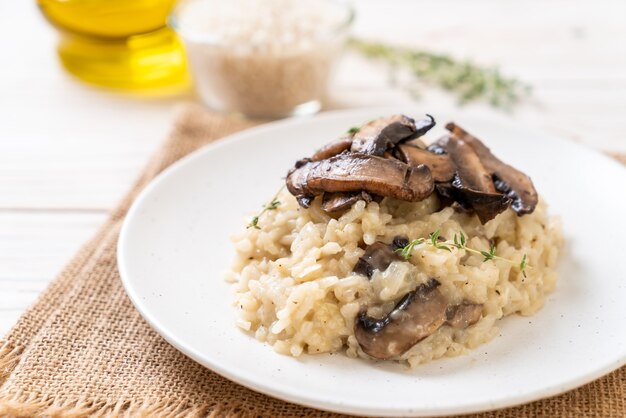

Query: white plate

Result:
[118,107,626,417]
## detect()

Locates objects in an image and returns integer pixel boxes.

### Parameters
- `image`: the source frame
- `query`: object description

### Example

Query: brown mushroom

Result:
[396,144,456,182]
[286,153,434,208]
[350,114,435,156]
[441,180,512,223]
[285,114,537,220]
[412,114,437,137]
[446,122,538,214]
[354,279,448,359]
[350,114,416,155]
[441,136,511,223]
[404,137,428,149]
[311,136,353,161]
[446,136,496,193]
[446,302,483,329]
[322,191,372,214]
[426,135,450,155]
[353,241,404,278]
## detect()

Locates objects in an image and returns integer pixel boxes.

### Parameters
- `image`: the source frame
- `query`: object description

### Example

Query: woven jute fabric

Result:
[0,104,624,418]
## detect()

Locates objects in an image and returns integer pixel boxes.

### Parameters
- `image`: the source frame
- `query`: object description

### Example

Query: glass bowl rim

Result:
[168,0,355,45]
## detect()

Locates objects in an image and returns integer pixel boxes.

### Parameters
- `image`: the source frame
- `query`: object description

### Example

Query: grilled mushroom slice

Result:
[446,136,496,193]
[442,180,511,223]
[403,137,428,149]
[426,134,450,155]
[442,136,511,223]
[354,279,448,359]
[350,114,435,156]
[408,114,437,141]
[353,241,404,278]
[350,115,415,155]
[295,195,315,208]
[322,191,372,214]
[311,136,353,161]
[446,302,483,329]
[396,144,455,182]
[286,153,434,207]
[446,122,538,214]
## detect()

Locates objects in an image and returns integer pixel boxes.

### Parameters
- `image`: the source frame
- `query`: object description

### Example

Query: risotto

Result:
[227,191,561,367]
[226,114,562,367]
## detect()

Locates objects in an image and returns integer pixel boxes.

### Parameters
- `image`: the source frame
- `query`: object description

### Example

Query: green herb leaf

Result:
[247,216,260,230]
[436,244,452,252]
[246,185,284,229]
[347,126,360,135]
[427,230,452,252]
[423,230,531,272]
[480,250,494,261]
[453,232,466,249]
[395,238,425,260]
[428,230,451,251]
[430,230,441,246]
[520,254,528,278]
[479,245,497,262]
[267,198,281,210]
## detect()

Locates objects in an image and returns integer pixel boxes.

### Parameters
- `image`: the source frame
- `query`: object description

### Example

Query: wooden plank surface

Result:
[1,0,625,335]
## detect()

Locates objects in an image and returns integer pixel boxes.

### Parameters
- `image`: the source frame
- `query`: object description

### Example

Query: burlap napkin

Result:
[0,104,624,418]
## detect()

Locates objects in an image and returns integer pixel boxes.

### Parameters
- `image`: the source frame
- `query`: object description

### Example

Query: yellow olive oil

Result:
[38,0,188,90]
[38,0,178,38]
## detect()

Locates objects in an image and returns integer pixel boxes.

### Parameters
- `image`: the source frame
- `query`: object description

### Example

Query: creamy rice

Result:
[227,190,562,367]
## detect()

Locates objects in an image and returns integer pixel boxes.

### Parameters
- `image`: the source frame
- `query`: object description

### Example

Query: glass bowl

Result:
[170,0,354,119]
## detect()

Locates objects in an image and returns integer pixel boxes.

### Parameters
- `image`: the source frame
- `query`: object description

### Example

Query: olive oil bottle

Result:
[38,0,188,91]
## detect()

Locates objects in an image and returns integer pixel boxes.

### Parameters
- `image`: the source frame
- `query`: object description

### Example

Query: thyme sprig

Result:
[395,230,529,277]
[396,238,425,260]
[247,186,284,229]
[349,38,530,109]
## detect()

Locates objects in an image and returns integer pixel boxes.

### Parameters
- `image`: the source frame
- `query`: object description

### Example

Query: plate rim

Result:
[117,106,626,417]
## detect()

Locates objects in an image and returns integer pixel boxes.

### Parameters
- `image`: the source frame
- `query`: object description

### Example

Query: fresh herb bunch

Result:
[349,38,531,109]
[395,230,529,277]
[247,186,284,229]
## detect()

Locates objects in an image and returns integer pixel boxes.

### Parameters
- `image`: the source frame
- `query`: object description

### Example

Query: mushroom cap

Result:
[284,114,537,221]
[321,191,372,214]
[446,136,497,193]
[286,153,434,205]
[354,279,448,360]
[436,180,511,224]
[352,240,404,278]
[311,136,353,161]
[350,114,418,156]
[446,122,538,215]
[396,144,456,182]
[446,302,483,329]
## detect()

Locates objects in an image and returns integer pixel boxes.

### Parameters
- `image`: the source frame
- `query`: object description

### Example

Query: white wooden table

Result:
[1,0,625,335]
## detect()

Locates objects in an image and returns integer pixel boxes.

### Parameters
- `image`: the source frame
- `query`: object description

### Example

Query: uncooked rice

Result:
[226,190,562,367]
[177,0,348,117]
